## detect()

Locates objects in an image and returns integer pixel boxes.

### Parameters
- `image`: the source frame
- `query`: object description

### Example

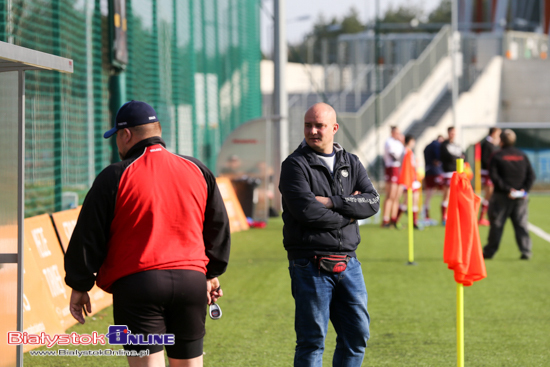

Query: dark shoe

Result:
[520,254,530,260]
[483,253,492,260]
[381,222,391,228]
[392,221,402,230]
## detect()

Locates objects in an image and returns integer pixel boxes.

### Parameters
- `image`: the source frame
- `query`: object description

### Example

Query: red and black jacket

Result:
[64,137,230,293]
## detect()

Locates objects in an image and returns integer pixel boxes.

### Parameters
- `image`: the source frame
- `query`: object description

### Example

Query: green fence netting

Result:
[1,0,262,217]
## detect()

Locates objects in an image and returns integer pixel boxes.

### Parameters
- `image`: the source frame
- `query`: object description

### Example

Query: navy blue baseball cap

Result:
[103,100,159,138]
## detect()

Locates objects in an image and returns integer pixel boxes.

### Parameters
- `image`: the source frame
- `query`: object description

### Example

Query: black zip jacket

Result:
[489,146,536,194]
[279,141,380,260]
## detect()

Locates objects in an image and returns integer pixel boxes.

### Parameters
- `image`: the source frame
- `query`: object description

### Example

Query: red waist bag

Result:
[316,255,350,273]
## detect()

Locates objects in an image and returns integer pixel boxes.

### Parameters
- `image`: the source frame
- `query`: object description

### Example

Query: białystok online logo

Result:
[106,326,174,345]
[8,325,175,347]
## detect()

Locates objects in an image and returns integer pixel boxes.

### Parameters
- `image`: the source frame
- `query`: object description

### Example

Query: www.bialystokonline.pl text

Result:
[28,349,150,358]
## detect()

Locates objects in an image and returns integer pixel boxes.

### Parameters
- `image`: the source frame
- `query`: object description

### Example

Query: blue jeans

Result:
[289,257,370,367]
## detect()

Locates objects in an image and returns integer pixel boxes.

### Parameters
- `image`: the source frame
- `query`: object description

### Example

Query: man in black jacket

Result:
[484,129,536,260]
[478,127,501,226]
[279,103,380,367]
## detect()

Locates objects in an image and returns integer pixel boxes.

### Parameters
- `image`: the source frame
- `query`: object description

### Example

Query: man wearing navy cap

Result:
[64,101,231,366]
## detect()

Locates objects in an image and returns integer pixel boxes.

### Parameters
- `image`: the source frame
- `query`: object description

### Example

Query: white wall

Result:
[261,60,325,94]
[500,59,550,123]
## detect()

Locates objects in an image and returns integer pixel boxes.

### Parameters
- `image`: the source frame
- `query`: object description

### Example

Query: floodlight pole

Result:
[273,0,288,212]
[109,0,127,164]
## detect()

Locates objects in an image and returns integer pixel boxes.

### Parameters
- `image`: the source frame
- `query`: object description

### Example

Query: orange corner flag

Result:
[398,148,415,189]
[443,172,487,286]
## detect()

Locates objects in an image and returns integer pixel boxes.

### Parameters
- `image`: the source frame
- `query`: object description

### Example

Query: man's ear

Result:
[333,122,339,134]
[122,128,132,144]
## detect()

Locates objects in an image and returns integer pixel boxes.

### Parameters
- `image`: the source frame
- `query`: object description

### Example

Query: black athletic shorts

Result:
[111,269,207,359]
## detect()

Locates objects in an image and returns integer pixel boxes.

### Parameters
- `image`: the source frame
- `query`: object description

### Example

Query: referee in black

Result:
[483,129,536,260]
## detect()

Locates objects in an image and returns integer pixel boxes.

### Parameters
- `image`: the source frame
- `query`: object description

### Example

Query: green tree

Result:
[380,4,423,24]
[341,8,364,34]
[373,4,426,34]
[427,0,451,23]
[288,7,364,64]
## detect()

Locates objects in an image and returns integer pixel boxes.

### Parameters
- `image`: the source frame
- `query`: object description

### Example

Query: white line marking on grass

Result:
[528,223,550,243]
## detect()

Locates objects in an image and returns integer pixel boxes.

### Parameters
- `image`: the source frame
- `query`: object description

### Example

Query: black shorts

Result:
[111,269,207,359]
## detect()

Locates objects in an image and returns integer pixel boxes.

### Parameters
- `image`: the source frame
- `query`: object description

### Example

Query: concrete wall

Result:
[261,60,325,94]
[500,60,550,123]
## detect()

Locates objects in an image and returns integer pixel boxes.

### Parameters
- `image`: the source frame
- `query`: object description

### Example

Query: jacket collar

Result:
[298,139,348,167]
[500,145,517,152]
[124,136,166,159]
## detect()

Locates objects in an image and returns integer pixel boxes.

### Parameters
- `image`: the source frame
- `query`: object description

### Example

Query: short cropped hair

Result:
[390,126,397,133]
[489,127,500,135]
[448,126,455,133]
[404,134,415,145]
[500,129,516,147]
[130,122,162,137]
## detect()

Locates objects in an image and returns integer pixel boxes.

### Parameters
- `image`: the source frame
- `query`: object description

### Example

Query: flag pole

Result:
[457,282,464,367]
[474,143,481,195]
[407,187,415,264]
[418,182,424,227]
[456,158,464,367]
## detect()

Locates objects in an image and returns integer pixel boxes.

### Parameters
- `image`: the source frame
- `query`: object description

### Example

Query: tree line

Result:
[287,0,452,63]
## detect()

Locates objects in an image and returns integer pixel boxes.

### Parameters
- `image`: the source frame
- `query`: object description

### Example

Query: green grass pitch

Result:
[25,194,550,366]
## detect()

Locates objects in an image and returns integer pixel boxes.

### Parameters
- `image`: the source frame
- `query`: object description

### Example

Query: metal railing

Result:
[337,26,451,154]
[283,63,403,115]
[328,65,373,111]
[379,26,451,123]
[328,64,403,112]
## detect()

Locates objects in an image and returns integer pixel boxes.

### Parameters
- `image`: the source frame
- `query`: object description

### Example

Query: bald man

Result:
[279,103,380,367]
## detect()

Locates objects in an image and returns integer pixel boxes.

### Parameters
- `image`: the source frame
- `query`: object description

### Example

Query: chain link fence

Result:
[1,0,262,217]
